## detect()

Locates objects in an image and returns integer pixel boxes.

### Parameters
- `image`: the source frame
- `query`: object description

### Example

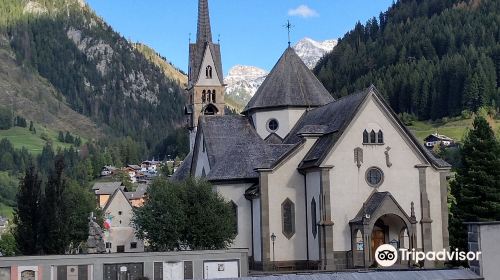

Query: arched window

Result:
[363,130,369,143]
[377,130,384,144]
[282,198,295,239]
[230,201,238,235]
[202,90,206,103]
[206,65,213,79]
[311,198,317,239]
[207,90,212,103]
[212,90,216,103]
[370,130,376,143]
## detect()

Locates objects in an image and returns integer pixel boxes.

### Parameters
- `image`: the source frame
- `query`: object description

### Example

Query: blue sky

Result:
[85,0,394,74]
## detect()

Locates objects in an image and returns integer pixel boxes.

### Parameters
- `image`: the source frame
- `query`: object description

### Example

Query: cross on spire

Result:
[283,20,294,47]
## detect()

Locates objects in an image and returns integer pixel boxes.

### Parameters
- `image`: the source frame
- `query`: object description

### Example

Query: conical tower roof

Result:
[243,47,334,114]
[197,0,212,43]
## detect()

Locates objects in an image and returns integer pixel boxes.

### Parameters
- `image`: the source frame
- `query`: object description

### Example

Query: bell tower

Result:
[185,0,225,151]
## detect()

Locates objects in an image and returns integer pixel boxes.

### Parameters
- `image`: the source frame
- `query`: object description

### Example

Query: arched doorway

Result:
[203,104,219,115]
[370,214,409,265]
[349,192,417,268]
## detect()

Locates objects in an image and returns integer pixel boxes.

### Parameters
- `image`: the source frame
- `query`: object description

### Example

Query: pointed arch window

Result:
[206,65,213,79]
[370,130,376,143]
[363,130,369,144]
[202,90,207,103]
[212,90,216,103]
[311,198,317,239]
[230,201,238,235]
[282,198,295,239]
[377,130,384,144]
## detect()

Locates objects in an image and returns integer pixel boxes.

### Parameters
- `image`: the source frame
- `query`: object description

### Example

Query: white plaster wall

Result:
[196,46,222,86]
[105,191,144,252]
[479,224,500,280]
[214,183,253,256]
[251,108,306,139]
[253,198,262,261]
[266,138,316,261]
[322,95,443,252]
[427,167,445,251]
[194,135,211,177]
[306,171,321,261]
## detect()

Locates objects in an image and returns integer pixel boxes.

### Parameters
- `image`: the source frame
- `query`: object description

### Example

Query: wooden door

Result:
[371,229,385,260]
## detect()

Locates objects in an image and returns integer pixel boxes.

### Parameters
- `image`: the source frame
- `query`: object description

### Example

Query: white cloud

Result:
[288,5,319,18]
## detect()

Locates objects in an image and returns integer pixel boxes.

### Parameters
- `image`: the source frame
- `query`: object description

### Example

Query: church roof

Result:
[189,43,224,85]
[243,47,334,114]
[283,86,450,170]
[170,151,193,182]
[197,0,212,43]
[188,0,223,86]
[194,115,297,181]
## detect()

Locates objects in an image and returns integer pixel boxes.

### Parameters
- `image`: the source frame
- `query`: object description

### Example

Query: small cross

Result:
[283,20,294,47]
[189,33,192,44]
[218,34,221,44]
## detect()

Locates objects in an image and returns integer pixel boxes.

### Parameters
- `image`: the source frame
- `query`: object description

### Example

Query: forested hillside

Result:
[0,0,188,158]
[315,0,500,120]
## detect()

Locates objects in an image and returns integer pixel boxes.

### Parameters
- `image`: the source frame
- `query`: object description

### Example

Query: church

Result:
[173,0,451,271]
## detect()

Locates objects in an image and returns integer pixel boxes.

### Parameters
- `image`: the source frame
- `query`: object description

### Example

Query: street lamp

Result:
[271,233,276,270]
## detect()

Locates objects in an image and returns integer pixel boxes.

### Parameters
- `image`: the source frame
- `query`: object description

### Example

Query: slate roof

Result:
[243,47,334,114]
[197,115,297,181]
[282,86,451,170]
[350,192,391,224]
[92,182,125,195]
[225,269,481,280]
[170,151,193,182]
[189,43,224,85]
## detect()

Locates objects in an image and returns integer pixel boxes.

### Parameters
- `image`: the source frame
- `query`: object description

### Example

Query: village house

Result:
[102,188,144,253]
[173,0,451,271]
[92,182,127,208]
[424,133,455,148]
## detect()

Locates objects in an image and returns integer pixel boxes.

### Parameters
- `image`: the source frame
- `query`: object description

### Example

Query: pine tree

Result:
[449,116,500,252]
[40,155,69,254]
[13,163,42,255]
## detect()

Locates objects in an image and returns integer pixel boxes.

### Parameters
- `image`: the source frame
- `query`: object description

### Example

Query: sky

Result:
[85,0,394,75]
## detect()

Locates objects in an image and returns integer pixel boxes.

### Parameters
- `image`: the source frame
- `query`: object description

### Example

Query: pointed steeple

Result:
[197,0,212,43]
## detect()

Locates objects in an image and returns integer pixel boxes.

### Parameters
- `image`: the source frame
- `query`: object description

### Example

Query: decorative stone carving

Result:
[385,146,393,167]
[87,212,106,254]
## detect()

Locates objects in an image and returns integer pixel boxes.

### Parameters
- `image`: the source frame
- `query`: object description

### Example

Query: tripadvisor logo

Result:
[375,244,398,267]
[374,244,482,267]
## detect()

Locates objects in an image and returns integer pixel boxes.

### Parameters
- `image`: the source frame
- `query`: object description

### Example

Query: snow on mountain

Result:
[224,38,336,109]
[224,65,268,106]
[293,37,337,69]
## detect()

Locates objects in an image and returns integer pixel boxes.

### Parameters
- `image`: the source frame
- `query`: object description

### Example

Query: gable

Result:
[293,87,449,171]
[323,93,428,167]
[196,45,222,86]
[104,189,132,213]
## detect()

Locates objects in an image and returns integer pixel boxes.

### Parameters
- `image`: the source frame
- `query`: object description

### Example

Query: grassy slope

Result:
[0,125,79,154]
[408,117,500,143]
[0,202,12,219]
[0,35,102,141]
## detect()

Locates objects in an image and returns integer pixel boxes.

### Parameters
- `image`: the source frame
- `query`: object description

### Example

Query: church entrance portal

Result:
[349,192,417,268]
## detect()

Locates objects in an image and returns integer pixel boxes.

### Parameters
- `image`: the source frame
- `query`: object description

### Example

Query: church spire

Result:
[197,0,212,43]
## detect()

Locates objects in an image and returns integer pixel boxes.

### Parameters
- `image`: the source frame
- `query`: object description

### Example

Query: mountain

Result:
[314,0,500,121]
[224,38,336,109]
[133,43,188,86]
[294,38,337,69]
[0,0,188,157]
[224,65,268,107]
